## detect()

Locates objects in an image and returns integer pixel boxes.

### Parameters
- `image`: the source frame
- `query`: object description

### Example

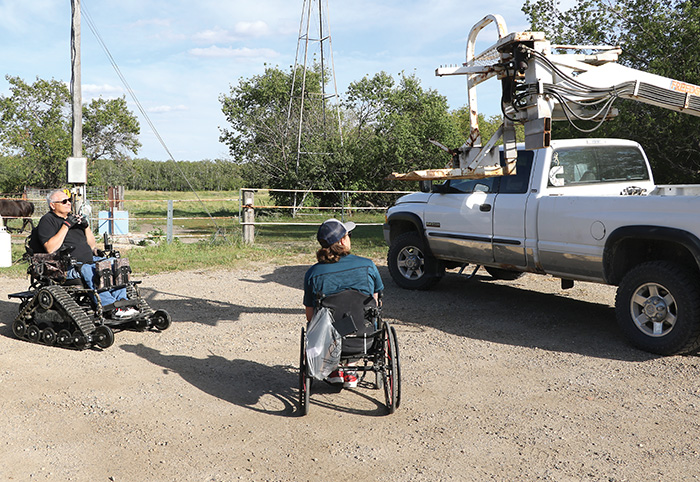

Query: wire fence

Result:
[3,187,413,244]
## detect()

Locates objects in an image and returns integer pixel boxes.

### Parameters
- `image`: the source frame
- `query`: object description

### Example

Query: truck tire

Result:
[484,266,524,281]
[615,260,700,355]
[387,232,443,290]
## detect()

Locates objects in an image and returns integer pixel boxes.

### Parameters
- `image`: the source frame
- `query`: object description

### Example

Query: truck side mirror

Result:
[419,180,433,193]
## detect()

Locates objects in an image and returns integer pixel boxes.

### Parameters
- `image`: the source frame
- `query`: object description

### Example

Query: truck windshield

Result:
[548,145,650,187]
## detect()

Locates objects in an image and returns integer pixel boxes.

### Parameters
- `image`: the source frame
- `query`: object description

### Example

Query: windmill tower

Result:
[287,0,343,192]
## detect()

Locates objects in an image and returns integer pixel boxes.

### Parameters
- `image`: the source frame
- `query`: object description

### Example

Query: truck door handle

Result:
[480,203,492,212]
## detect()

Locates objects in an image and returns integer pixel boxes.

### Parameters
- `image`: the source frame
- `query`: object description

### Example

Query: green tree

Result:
[344,71,462,195]
[0,76,71,189]
[219,67,462,203]
[83,96,141,161]
[522,0,700,183]
[0,75,141,191]
[220,66,329,189]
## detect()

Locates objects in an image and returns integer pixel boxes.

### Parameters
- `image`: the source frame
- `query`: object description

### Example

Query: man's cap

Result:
[317,218,356,248]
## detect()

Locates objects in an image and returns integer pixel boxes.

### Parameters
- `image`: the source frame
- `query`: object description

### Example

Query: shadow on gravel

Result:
[306,379,394,417]
[248,264,661,362]
[382,270,658,362]
[121,343,393,417]
[121,343,301,417]
[132,287,303,327]
[0,298,18,339]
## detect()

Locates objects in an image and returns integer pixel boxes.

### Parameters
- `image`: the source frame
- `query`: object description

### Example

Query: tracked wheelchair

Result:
[8,231,171,350]
[298,289,401,415]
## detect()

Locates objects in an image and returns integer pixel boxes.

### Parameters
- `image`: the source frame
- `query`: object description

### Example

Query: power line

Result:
[81,2,226,240]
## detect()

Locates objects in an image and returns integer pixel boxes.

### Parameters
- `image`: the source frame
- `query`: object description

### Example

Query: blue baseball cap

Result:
[317,218,356,248]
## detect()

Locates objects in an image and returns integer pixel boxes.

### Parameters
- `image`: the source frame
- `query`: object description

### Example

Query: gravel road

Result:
[2,261,699,481]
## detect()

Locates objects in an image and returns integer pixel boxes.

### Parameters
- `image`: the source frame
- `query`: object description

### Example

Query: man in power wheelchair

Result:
[299,218,401,415]
[8,189,171,349]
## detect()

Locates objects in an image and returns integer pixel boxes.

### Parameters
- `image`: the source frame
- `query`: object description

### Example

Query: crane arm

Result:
[390,14,700,182]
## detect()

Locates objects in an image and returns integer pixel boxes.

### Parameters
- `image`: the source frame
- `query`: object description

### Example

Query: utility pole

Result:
[68,0,88,215]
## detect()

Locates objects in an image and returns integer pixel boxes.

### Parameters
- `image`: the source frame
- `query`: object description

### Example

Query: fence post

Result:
[167,200,173,244]
[341,192,346,222]
[242,189,255,244]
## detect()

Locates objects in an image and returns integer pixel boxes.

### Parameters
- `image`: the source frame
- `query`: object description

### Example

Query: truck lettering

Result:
[671,80,700,97]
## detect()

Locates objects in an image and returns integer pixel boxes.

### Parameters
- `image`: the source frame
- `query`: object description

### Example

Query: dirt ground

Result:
[2,261,700,481]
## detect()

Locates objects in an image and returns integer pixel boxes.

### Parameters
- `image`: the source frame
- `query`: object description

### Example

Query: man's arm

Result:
[85,224,98,254]
[43,224,70,254]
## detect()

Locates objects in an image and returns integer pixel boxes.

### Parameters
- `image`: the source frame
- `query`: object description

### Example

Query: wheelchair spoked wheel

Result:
[381,322,400,414]
[299,327,311,416]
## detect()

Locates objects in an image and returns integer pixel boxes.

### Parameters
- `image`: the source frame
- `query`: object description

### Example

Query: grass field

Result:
[3,189,393,278]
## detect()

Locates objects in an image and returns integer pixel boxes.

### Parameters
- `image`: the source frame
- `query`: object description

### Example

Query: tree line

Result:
[1,0,698,201]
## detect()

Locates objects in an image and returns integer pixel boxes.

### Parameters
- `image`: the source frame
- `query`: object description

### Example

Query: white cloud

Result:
[188,46,279,59]
[82,84,124,97]
[233,21,270,38]
[192,27,237,44]
[147,105,189,114]
[193,21,271,44]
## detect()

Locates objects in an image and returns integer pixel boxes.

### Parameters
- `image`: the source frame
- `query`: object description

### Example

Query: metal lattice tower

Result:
[288,0,343,176]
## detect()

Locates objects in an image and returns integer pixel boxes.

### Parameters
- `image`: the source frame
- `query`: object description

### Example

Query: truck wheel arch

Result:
[604,225,700,285]
[385,212,432,254]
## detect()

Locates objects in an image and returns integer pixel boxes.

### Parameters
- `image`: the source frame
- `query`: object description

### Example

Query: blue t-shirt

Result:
[303,254,384,308]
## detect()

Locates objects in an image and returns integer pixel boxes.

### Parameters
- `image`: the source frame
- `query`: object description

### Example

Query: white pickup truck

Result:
[383,138,700,355]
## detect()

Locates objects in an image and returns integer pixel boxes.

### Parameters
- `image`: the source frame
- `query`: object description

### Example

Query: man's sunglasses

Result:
[53,198,71,204]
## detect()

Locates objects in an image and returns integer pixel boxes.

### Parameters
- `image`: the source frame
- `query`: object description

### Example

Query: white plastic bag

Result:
[305,307,342,380]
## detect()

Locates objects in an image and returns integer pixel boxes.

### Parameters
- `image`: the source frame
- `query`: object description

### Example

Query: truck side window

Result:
[548,145,650,186]
[443,177,496,194]
[497,150,534,194]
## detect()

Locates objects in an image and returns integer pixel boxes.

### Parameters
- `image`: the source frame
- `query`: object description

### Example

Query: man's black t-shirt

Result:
[35,212,94,263]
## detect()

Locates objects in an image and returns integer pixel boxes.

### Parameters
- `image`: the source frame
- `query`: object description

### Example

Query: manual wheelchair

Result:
[8,232,171,350]
[299,289,401,415]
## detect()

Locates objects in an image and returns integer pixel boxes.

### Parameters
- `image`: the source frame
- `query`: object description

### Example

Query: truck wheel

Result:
[387,232,443,290]
[484,266,524,281]
[615,261,700,355]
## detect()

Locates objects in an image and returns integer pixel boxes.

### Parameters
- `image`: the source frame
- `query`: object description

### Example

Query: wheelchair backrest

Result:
[25,226,46,257]
[318,289,379,337]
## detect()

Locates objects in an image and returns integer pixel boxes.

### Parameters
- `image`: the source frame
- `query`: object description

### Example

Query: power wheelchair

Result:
[8,232,171,350]
[299,289,401,415]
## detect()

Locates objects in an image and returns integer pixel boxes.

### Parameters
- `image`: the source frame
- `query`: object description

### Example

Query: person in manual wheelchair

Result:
[301,218,400,415]
[33,189,137,319]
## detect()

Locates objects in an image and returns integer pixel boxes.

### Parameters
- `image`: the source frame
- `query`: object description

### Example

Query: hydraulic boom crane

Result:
[388,14,700,181]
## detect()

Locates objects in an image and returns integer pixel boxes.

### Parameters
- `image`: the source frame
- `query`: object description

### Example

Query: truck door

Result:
[422,177,497,265]
[492,151,535,268]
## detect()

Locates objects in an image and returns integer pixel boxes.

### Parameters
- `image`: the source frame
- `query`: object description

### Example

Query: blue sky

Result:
[0,0,532,161]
